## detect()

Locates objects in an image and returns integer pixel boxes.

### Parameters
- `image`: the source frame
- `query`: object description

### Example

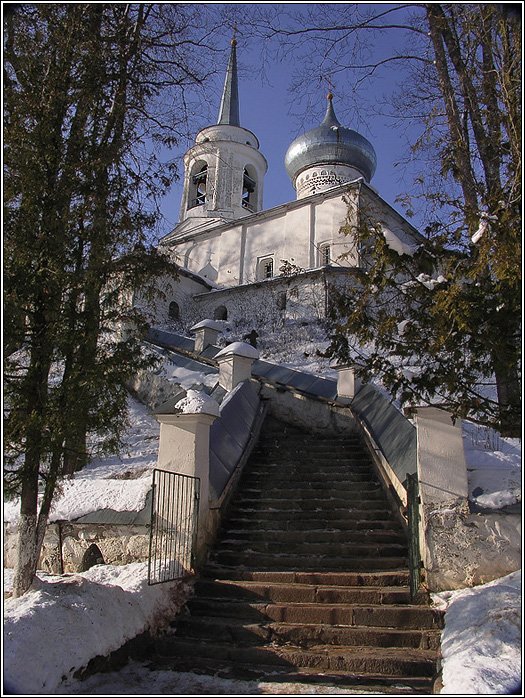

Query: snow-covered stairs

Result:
[153,418,443,692]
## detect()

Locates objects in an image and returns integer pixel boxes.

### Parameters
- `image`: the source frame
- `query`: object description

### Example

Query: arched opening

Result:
[189,162,208,209]
[168,301,180,320]
[213,305,228,321]
[80,544,105,572]
[319,243,331,266]
[257,256,274,280]
[242,167,256,212]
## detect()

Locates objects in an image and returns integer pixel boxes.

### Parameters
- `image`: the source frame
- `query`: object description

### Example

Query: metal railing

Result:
[148,469,200,585]
[406,471,422,598]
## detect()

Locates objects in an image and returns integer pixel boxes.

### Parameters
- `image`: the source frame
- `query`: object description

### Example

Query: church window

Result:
[319,244,331,266]
[258,256,274,280]
[189,163,207,208]
[277,292,287,311]
[213,305,228,321]
[242,168,256,212]
[168,301,180,320]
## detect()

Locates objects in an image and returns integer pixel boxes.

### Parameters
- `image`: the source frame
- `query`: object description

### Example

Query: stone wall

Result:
[4,522,149,574]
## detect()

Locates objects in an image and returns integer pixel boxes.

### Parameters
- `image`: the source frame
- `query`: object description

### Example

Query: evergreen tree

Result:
[253,3,521,434]
[4,4,222,597]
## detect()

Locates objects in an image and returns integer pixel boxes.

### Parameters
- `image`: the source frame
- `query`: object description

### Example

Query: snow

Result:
[471,212,498,245]
[215,340,260,360]
[433,571,522,695]
[462,421,521,509]
[4,395,160,524]
[3,563,191,695]
[174,388,220,416]
[382,226,420,256]
[189,318,224,332]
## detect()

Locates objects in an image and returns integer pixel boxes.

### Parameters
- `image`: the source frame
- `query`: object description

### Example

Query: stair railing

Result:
[406,471,422,598]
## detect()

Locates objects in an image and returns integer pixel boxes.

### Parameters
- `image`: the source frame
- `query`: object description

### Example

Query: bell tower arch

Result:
[179,38,267,223]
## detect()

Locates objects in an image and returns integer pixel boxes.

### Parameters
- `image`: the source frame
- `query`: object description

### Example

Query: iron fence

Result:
[406,471,422,598]
[148,469,200,585]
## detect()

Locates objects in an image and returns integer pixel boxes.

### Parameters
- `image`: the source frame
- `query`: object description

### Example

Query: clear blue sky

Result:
[158,4,425,237]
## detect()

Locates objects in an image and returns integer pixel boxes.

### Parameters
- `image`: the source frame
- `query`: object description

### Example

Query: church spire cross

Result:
[217,32,240,127]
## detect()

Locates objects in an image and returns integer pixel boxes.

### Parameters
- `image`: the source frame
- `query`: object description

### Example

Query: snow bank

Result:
[434,570,522,694]
[3,563,190,695]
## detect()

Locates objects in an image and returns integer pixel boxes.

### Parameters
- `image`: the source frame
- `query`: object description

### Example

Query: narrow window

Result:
[190,164,207,208]
[258,256,273,280]
[319,244,330,266]
[242,168,256,211]
[213,305,228,321]
[168,301,180,320]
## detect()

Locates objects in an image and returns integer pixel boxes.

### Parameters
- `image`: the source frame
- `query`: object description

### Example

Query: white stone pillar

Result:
[215,342,259,391]
[154,390,220,561]
[334,363,361,403]
[413,406,469,590]
[190,319,223,353]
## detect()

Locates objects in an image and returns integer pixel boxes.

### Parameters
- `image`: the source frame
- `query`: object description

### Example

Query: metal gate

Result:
[406,471,422,599]
[148,469,200,585]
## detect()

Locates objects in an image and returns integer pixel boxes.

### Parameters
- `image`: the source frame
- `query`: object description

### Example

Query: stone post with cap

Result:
[190,319,223,353]
[215,341,259,391]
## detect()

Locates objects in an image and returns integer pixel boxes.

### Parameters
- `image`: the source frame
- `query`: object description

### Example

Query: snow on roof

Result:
[215,341,259,360]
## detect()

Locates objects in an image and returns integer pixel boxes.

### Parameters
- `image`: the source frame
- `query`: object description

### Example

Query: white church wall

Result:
[314,192,360,267]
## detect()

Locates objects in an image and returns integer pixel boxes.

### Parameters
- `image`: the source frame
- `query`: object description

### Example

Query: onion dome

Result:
[285,94,377,189]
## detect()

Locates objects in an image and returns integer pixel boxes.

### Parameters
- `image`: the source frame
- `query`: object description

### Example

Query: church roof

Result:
[284,94,377,183]
[217,38,240,127]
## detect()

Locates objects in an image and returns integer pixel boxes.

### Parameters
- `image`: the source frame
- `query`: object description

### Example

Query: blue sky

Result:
[158,3,426,237]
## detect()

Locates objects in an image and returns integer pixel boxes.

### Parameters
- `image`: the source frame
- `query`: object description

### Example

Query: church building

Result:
[154,38,423,331]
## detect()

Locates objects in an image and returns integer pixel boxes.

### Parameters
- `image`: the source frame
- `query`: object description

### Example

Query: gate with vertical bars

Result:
[148,469,200,585]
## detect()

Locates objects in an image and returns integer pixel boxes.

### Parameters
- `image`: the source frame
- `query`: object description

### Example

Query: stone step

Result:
[220,528,407,545]
[201,566,412,587]
[213,541,408,559]
[249,454,373,465]
[237,484,384,498]
[194,579,415,605]
[209,550,409,571]
[186,599,443,630]
[223,515,403,531]
[174,615,442,650]
[234,490,387,511]
[227,503,396,518]
[241,472,378,485]
[149,655,434,693]
[154,637,439,677]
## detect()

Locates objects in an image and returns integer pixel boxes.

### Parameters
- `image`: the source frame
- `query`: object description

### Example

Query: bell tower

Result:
[179,37,267,224]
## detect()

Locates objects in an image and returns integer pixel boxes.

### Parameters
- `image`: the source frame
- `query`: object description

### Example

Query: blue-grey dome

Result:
[285,95,377,183]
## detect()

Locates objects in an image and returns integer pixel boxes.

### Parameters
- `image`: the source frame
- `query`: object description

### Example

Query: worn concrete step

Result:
[233,491,387,507]
[186,599,443,629]
[241,472,378,486]
[155,637,438,677]
[149,655,433,693]
[249,455,373,466]
[201,566,412,587]
[194,579,415,605]
[227,503,396,518]
[221,528,407,545]
[213,541,408,559]
[174,616,442,650]
[223,515,403,531]
[237,483,384,498]
[208,550,409,572]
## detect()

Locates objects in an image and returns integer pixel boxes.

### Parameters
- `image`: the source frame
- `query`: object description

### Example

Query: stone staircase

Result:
[152,417,443,692]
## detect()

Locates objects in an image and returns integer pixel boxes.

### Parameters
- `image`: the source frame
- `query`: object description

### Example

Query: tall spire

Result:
[217,34,240,127]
